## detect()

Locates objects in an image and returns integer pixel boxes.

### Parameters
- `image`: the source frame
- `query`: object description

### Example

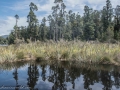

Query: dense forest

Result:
[3,0,120,44]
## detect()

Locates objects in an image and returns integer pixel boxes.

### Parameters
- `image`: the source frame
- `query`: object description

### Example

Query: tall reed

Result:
[0,40,120,65]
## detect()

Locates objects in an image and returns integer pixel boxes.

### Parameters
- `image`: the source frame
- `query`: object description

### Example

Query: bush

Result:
[61,51,69,59]
[100,56,111,64]
[16,52,24,59]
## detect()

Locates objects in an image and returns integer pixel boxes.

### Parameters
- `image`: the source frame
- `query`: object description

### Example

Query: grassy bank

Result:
[0,40,120,65]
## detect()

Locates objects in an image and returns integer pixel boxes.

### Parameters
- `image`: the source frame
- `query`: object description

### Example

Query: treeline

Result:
[7,0,120,44]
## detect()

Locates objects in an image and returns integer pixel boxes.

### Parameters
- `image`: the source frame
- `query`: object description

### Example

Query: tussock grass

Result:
[0,40,120,65]
[16,52,24,59]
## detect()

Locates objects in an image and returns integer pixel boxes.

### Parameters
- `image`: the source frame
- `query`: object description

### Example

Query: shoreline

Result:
[0,58,119,66]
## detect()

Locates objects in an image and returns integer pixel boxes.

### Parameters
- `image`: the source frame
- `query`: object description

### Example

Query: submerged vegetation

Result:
[0,40,120,65]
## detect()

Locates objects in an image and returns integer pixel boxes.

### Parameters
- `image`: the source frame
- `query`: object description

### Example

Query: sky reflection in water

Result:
[0,61,120,90]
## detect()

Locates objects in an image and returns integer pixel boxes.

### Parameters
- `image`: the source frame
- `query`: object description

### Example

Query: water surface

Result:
[0,61,120,90]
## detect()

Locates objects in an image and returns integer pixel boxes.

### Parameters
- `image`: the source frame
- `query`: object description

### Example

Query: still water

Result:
[0,61,120,90]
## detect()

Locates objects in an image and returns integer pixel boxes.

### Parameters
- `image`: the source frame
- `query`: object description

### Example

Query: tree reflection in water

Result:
[13,61,120,90]
[113,70,120,89]
[48,65,67,90]
[27,64,39,90]
[13,67,19,90]
[43,62,120,90]
[41,64,47,81]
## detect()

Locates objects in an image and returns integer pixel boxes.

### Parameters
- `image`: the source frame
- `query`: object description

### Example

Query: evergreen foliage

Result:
[7,0,120,44]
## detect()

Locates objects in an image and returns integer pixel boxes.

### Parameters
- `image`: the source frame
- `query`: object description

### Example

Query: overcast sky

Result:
[0,0,120,36]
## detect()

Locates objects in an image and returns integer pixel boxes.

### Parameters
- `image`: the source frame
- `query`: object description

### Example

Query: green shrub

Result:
[100,56,111,64]
[16,52,24,59]
[61,51,69,59]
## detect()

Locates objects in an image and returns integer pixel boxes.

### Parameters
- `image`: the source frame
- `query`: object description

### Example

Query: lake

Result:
[0,61,120,90]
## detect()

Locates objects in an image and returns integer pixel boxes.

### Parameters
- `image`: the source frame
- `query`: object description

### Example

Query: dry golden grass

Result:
[0,40,120,65]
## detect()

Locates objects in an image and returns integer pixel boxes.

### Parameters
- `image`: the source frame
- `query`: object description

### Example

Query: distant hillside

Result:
[0,35,8,39]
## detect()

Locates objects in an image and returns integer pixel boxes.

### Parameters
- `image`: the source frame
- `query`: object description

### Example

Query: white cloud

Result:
[37,0,54,12]
[65,0,120,12]
[9,0,38,11]
[6,0,120,13]
[0,17,27,36]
